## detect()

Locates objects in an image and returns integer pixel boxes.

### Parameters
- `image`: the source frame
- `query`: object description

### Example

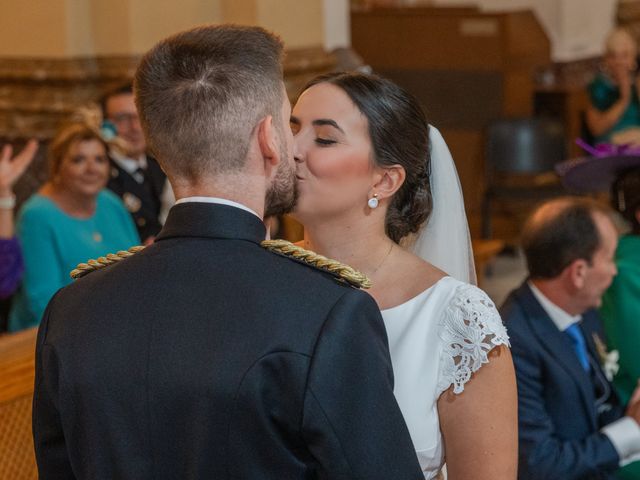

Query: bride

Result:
[289,72,518,479]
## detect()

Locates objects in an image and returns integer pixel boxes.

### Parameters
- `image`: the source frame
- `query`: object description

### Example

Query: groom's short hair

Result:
[134,25,284,180]
[521,197,612,279]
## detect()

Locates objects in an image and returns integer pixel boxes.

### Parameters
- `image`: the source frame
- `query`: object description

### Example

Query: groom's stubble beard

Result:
[264,129,298,217]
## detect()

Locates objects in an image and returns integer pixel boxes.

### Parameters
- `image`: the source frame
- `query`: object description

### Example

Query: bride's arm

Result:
[437,345,518,480]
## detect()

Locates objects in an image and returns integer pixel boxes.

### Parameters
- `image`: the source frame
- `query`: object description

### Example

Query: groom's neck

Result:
[170,173,266,219]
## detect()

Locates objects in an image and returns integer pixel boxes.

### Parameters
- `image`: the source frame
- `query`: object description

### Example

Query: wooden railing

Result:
[0,327,38,479]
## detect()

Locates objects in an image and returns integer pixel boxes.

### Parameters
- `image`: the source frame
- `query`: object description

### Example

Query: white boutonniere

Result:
[592,333,620,382]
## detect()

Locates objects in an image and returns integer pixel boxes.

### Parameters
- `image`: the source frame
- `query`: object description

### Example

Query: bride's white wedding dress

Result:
[381,126,510,478]
[382,276,509,479]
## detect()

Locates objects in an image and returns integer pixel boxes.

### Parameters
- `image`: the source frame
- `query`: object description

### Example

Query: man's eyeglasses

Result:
[109,112,139,125]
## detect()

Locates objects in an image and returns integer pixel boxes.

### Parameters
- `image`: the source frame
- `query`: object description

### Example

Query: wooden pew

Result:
[0,328,38,479]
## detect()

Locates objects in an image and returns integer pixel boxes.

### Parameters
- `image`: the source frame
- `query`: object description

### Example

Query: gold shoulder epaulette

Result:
[261,239,372,289]
[70,245,145,280]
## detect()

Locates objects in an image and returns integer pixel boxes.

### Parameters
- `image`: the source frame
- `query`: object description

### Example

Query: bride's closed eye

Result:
[315,137,337,146]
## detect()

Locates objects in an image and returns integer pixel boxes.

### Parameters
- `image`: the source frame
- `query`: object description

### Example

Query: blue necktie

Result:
[565,323,591,372]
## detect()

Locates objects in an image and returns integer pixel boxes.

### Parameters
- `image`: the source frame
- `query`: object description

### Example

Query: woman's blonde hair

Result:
[48,122,108,177]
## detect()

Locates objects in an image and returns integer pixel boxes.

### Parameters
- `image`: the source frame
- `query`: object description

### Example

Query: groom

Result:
[32,25,423,479]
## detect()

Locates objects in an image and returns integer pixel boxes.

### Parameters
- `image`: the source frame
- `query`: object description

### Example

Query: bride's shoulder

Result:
[437,278,506,339]
[435,278,510,396]
[438,278,498,313]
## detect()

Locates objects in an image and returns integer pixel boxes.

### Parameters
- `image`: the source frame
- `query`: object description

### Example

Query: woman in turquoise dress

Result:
[601,167,640,480]
[8,123,139,332]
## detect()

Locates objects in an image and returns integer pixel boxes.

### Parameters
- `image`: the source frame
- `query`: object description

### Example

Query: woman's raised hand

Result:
[0,139,38,195]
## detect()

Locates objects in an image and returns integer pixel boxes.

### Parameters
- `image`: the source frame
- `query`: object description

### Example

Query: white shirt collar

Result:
[528,281,582,331]
[110,149,147,175]
[175,196,261,220]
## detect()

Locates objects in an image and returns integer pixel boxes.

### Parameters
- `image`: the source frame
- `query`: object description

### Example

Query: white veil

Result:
[404,126,477,285]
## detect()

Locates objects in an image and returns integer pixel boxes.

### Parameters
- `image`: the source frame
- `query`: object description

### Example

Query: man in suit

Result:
[101,84,172,243]
[32,25,423,479]
[501,197,640,479]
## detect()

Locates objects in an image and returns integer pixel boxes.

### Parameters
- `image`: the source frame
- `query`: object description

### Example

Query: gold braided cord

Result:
[261,239,372,289]
[70,245,145,280]
[70,240,372,289]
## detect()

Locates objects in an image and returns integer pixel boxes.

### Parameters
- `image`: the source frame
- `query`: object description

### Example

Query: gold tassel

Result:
[70,245,145,279]
[261,239,372,289]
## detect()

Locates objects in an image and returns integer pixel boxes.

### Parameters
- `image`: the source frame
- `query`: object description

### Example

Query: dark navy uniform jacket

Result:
[501,282,626,480]
[33,202,423,480]
[107,155,166,241]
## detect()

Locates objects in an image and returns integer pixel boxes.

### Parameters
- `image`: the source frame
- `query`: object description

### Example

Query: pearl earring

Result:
[368,194,379,209]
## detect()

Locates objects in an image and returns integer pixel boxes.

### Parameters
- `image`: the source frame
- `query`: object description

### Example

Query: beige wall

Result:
[323,0,350,49]
[129,0,223,54]
[258,0,324,49]
[221,0,257,24]
[223,0,325,49]
[0,0,68,57]
[0,0,327,58]
[66,0,95,56]
[91,0,132,56]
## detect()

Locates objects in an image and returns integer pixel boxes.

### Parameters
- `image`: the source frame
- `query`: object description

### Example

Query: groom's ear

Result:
[257,115,280,174]
[371,165,406,201]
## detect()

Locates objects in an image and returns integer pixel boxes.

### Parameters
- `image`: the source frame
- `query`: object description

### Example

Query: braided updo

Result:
[303,72,432,243]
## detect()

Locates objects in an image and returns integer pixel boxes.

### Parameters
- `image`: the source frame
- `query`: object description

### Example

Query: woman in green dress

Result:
[602,168,640,403]
[586,28,640,145]
[601,167,640,480]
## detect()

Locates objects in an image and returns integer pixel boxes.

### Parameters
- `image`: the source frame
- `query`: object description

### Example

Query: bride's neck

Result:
[302,217,394,277]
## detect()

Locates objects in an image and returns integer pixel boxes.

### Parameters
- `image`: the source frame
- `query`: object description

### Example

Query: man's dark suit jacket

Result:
[107,155,166,240]
[501,281,626,480]
[32,202,423,480]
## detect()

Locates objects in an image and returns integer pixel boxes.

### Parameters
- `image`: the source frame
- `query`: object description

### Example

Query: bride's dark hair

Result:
[302,72,432,243]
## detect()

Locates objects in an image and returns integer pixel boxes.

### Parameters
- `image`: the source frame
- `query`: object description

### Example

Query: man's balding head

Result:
[522,198,613,280]
[522,197,619,313]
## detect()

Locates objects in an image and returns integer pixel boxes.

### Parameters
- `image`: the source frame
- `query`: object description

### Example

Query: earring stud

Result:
[368,194,379,209]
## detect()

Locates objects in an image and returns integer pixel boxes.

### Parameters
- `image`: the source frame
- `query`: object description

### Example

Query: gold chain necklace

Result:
[371,243,394,276]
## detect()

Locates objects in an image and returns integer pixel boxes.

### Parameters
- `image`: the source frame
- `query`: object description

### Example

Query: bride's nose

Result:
[293,139,304,164]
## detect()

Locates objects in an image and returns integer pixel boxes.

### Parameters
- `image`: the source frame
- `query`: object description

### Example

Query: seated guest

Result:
[586,28,640,146]
[8,123,139,332]
[601,168,640,480]
[501,197,640,480]
[602,168,640,405]
[101,84,173,243]
[0,140,37,299]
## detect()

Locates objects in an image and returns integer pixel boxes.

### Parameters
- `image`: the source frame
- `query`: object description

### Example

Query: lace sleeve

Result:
[436,283,510,396]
